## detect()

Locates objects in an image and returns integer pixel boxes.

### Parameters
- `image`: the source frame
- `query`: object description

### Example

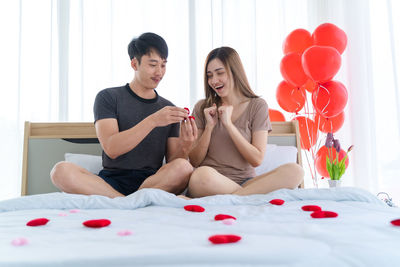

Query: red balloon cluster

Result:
[275,23,348,150]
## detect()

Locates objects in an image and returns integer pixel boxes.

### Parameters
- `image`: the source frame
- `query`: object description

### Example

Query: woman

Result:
[188,47,304,197]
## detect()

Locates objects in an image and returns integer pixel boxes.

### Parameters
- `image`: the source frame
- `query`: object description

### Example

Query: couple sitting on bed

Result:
[50,32,304,199]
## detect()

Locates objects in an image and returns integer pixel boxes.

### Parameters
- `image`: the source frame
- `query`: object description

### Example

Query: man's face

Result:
[133,51,167,89]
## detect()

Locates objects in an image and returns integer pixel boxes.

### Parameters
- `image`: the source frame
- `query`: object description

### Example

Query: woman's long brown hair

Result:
[201,47,258,111]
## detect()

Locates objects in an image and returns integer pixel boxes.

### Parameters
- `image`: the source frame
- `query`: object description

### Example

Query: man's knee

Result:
[168,158,193,178]
[50,161,75,187]
[164,159,193,188]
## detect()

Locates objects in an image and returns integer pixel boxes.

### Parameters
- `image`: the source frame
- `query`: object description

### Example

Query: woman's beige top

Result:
[192,97,272,184]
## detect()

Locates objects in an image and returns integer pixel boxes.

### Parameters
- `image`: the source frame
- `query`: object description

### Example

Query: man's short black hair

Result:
[127,32,168,63]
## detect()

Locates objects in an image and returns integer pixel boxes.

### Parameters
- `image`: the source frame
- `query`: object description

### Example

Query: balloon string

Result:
[290,88,300,110]
[310,94,320,188]
[297,127,316,187]
[290,87,305,111]
[303,92,318,188]
[316,84,331,117]
[289,82,331,188]
[303,147,318,188]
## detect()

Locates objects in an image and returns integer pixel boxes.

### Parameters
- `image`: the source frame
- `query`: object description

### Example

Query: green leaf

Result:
[340,164,346,175]
[326,157,332,171]
[340,161,346,169]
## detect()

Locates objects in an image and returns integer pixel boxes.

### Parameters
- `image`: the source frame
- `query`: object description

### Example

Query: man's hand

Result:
[218,104,233,127]
[180,116,198,154]
[204,104,218,129]
[150,106,188,127]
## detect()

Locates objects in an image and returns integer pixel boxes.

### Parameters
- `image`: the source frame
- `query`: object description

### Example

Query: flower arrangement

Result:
[324,133,353,181]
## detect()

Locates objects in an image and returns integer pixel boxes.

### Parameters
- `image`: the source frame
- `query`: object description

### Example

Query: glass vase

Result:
[328,179,342,188]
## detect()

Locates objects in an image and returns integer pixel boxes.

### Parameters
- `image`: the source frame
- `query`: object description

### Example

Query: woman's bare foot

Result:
[177,195,191,200]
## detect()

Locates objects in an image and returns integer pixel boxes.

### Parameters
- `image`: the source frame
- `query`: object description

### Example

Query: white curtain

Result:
[1,0,399,201]
[368,0,400,200]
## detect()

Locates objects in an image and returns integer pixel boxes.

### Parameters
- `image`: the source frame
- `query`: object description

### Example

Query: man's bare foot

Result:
[177,195,191,200]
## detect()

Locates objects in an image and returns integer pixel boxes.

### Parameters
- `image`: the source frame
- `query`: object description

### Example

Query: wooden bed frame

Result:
[21,121,303,196]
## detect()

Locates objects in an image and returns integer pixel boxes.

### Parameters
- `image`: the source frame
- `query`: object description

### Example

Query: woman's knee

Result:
[280,163,304,186]
[189,166,216,187]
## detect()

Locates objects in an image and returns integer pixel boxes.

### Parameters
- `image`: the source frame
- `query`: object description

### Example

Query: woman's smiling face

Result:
[206,58,234,98]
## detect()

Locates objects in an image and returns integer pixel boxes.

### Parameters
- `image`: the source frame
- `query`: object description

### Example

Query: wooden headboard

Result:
[21,121,303,196]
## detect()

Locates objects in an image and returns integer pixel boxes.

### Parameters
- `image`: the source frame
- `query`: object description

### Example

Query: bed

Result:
[1,122,399,266]
[20,121,303,195]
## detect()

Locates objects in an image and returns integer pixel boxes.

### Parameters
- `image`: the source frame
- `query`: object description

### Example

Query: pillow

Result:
[255,144,298,176]
[64,153,103,174]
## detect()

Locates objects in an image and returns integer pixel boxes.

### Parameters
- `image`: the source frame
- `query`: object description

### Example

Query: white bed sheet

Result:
[0,187,399,267]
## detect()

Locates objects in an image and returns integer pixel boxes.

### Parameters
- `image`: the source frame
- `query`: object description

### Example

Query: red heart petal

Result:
[214,214,236,221]
[269,199,285,205]
[311,211,338,218]
[310,211,326,218]
[26,218,49,227]
[209,234,241,244]
[323,211,338,218]
[391,219,400,226]
[302,205,322,212]
[83,219,111,228]
[184,205,205,212]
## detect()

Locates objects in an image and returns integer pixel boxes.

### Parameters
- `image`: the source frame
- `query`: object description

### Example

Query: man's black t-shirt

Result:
[93,83,179,172]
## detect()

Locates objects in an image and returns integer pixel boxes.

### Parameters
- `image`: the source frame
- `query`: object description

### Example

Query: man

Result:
[51,32,197,198]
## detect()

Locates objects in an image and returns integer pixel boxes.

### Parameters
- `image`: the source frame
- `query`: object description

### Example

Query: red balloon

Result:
[302,45,341,83]
[280,53,308,87]
[276,81,306,113]
[315,146,349,177]
[313,23,347,55]
[312,81,348,118]
[301,79,317,93]
[293,116,318,150]
[283,29,313,55]
[315,111,345,133]
[269,109,286,121]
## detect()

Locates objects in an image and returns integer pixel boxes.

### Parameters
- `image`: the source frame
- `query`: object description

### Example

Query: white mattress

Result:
[0,187,399,266]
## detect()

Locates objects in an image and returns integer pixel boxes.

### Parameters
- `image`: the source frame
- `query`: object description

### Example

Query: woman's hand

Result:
[204,104,218,129]
[218,104,233,127]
